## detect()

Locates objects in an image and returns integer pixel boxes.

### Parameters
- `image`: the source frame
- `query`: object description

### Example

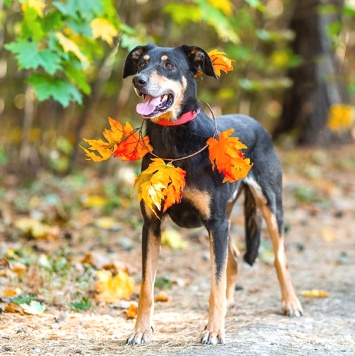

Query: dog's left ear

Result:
[123,44,156,78]
[180,45,218,79]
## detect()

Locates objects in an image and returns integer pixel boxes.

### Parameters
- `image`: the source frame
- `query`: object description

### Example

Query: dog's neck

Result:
[153,108,200,126]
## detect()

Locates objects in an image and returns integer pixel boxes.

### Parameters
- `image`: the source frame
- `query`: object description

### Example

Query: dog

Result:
[122,44,303,345]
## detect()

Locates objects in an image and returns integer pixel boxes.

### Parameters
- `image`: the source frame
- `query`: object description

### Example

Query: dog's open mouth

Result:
[136,93,174,117]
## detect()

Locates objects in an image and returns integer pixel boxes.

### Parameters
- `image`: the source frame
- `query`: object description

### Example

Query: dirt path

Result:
[1,146,355,355]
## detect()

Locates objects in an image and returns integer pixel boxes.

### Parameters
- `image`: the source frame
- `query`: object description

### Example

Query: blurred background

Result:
[0,0,354,178]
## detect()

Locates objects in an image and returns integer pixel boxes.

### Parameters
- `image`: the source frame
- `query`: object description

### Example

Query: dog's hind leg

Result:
[126,206,162,345]
[261,203,303,316]
[245,177,303,316]
[225,190,241,306]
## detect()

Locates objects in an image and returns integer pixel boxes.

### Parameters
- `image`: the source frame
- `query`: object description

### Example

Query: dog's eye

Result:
[139,62,146,68]
[165,62,174,70]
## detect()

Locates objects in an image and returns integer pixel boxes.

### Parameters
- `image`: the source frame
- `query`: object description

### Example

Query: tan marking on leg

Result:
[226,199,240,305]
[261,206,303,316]
[161,55,168,61]
[226,239,239,305]
[183,188,211,219]
[201,233,227,345]
[127,204,162,345]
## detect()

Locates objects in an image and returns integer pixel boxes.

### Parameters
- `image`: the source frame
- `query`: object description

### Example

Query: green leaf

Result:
[70,297,91,311]
[22,6,44,42]
[13,295,35,305]
[5,39,62,75]
[63,64,91,95]
[20,300,46,315]
[28,73,83,106]
[244,0,266,12]
[53,0,103,21]
[164,3,201,24]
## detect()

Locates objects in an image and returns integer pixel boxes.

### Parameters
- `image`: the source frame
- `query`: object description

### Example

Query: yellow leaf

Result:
[3,288,21,297]
[82,195,108,208]
[95,269,135,303]
[301,289,330,298]
[90,18,118,47]
[56,32,88,63]
[208,0,233,16]
[327,104,354,132]
[162,229,188,250]
[133,158,186,217]
[22,0,45,17]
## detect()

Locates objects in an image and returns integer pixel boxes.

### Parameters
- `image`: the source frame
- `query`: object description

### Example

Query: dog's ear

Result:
[122,44,156,79]
[180,45,218,79]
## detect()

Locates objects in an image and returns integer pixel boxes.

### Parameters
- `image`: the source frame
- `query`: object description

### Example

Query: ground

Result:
[0,145,354,355]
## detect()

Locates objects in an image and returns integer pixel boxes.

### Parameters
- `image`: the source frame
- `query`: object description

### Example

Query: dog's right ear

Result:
[122,44,156,79]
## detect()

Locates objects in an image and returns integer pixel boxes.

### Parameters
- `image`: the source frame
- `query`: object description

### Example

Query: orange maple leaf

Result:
[133,158,186,216]
[196,49,234,78]
[81,117,152,162]
[207,129,253,183]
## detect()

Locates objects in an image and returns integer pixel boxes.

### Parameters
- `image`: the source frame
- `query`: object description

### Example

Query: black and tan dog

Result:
[123,44,303,345]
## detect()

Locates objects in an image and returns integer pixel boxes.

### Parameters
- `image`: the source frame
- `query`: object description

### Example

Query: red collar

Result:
[155,108,200,126]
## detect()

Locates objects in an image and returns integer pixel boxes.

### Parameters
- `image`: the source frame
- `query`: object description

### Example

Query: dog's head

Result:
[123,45,217,123]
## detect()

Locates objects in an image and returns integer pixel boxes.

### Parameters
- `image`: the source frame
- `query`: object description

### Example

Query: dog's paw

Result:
[200,329,226,345]
[126,327,153,346]
[282,297,303,317]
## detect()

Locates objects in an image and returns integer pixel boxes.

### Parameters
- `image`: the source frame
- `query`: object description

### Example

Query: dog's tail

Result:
[243,184,262,266]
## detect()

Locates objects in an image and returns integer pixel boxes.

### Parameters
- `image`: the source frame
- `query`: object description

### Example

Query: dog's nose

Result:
[133,74,149,88]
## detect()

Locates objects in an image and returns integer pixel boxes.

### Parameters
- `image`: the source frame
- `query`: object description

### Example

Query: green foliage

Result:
[4,0,138,107]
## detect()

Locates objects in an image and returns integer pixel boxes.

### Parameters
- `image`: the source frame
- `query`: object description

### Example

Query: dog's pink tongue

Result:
[136,95,161,116]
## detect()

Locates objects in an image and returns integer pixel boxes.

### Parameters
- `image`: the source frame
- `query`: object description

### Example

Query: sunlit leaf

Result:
[90,18,118,46]
[207,129,253,183]
[133,158,186,216]
[95,269,135,303]
[82,117,152,162]
[327,104,353,132]
[56,32,88,63]
[125,303,138,318]
[208,0,233,16]
[22,0,46,17]
[20,300,46,314]
[161,229,188,250]
[300,289,330,298]
[154,290,170,302]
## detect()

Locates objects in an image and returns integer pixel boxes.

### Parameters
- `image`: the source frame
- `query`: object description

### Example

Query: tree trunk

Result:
[273,0,349,145]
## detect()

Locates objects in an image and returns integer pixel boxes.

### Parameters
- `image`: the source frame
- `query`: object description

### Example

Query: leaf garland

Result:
[81,117,152,162]
[82,49,252,215]
[207,128,253,183]
[134,158,186,217]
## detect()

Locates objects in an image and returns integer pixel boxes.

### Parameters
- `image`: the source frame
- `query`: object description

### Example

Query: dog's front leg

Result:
[201,218,229,345]
[126,212,161,345]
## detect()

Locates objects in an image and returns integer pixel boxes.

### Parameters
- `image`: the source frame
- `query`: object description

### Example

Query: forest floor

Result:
[0,144,355,355]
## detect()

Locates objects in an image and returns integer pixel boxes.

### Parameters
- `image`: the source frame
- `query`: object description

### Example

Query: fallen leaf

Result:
[300,289,330,298]
[154,291,170,302]
[95,269,135,303]
[12,262,27,277]
[327,104,353,132]
[20,300,46,314]
[2,288,22,297]
[125,303,138,318]
[161,229,188,250]
[4,303,24,314]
